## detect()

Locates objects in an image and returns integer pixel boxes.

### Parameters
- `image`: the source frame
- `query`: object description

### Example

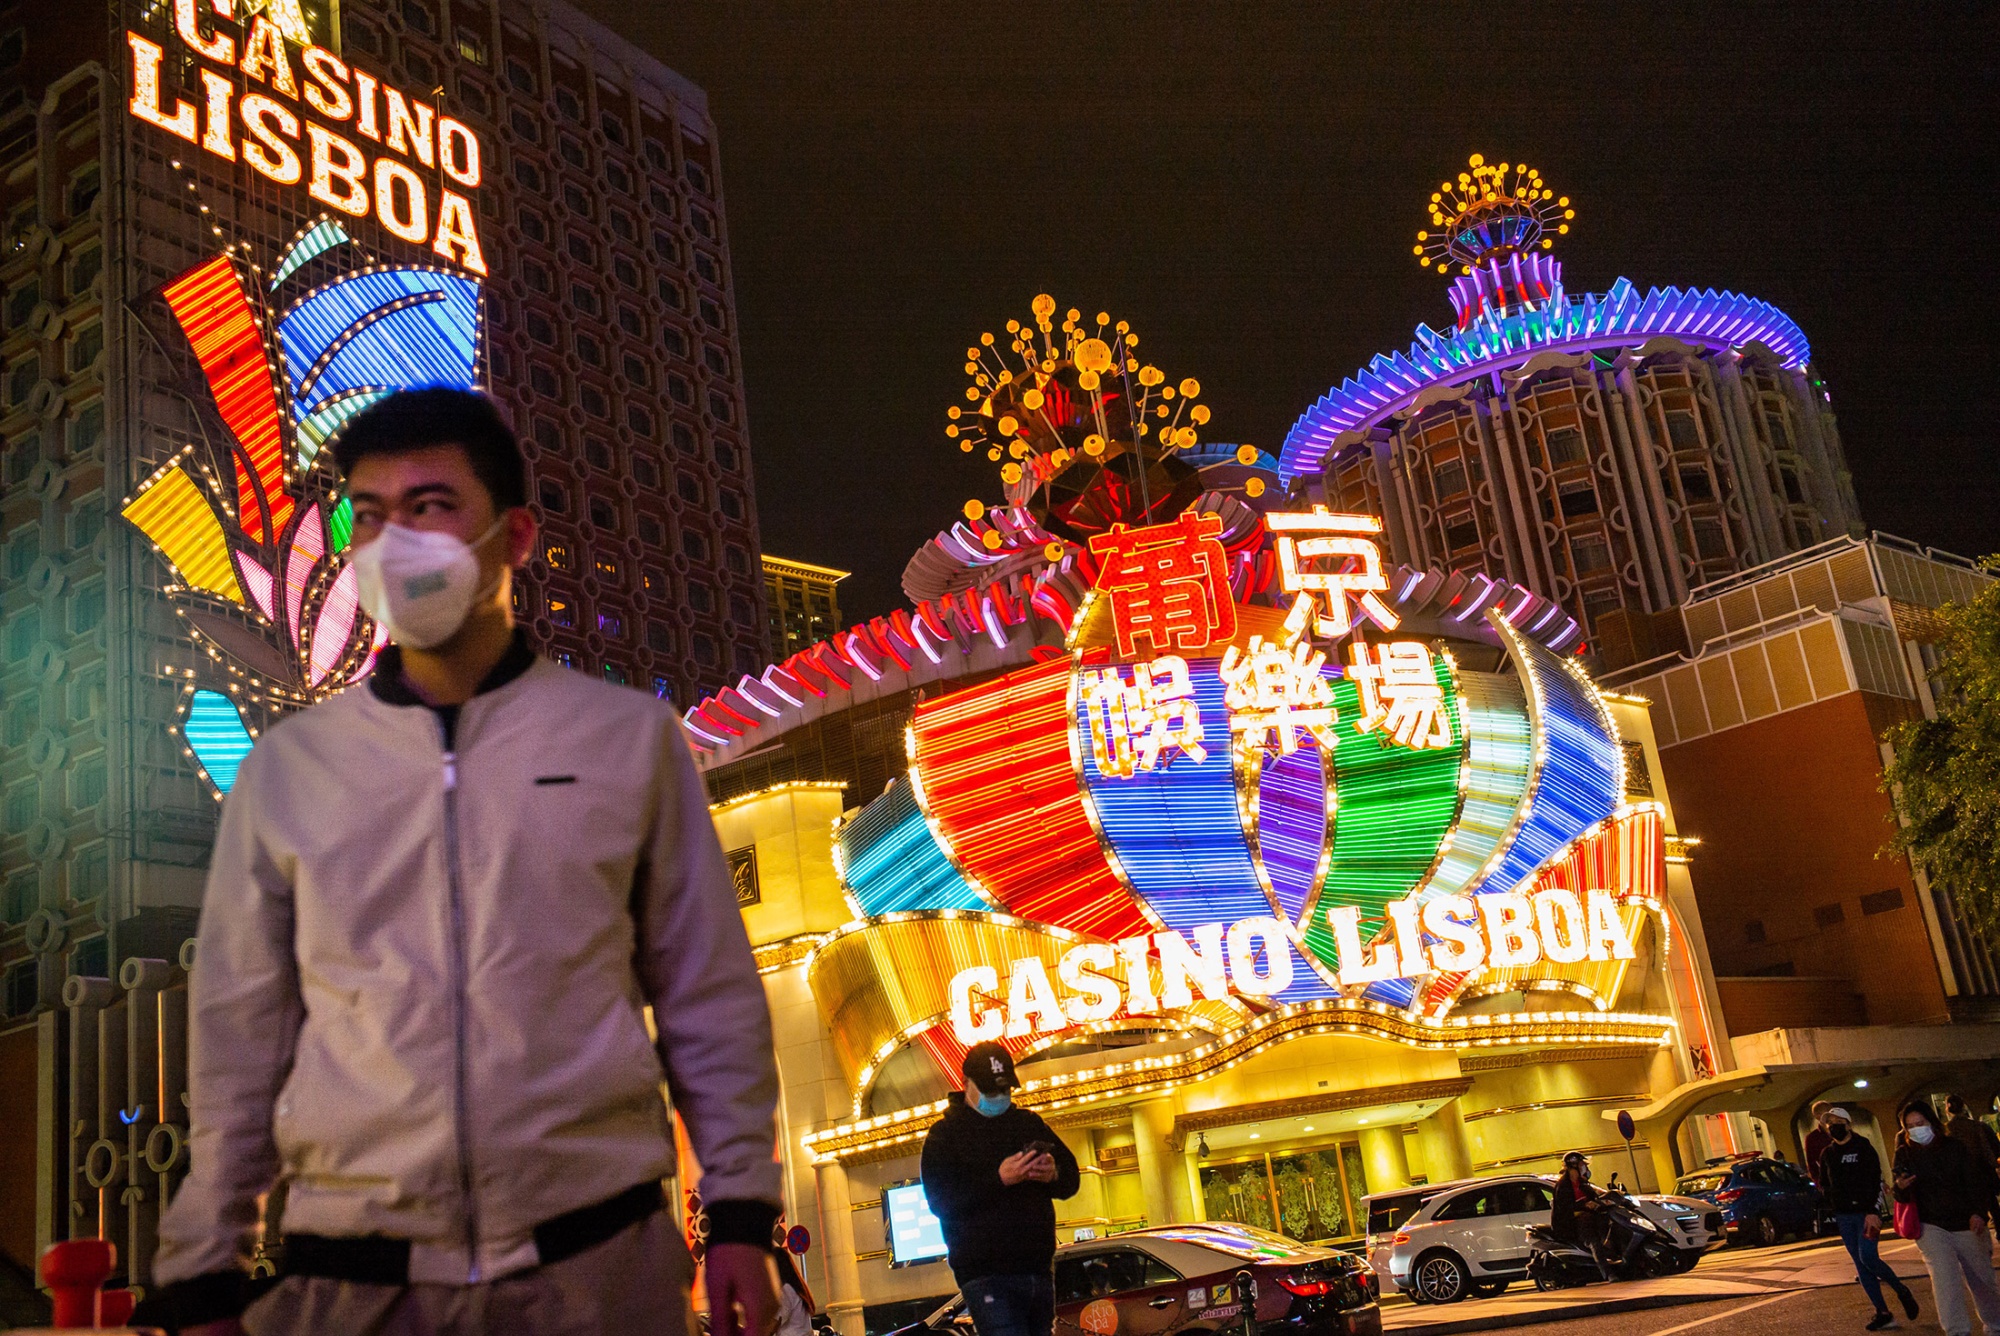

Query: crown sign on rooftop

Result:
[1415,153,1574,275]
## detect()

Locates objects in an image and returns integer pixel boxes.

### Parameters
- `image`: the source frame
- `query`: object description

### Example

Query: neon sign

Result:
[126,0,487,274]
[946,888,1638,1043]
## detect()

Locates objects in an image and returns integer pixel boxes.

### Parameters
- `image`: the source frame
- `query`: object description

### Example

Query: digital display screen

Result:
[884,1181,949,1267]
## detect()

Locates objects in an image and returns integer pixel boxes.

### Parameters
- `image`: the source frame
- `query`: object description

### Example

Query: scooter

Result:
[1525,1184,1687,1290]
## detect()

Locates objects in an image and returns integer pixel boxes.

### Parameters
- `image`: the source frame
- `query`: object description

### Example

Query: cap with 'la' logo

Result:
[962,1041,1019,1095]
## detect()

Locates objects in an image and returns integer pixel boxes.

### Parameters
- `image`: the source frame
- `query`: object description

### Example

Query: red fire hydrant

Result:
[38,1238,135,1329]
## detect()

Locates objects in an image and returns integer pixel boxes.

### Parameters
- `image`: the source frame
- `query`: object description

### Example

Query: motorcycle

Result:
[1525,1181,1690,1290]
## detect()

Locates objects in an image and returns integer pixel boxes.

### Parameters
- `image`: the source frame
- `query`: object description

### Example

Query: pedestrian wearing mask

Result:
[1894,1100,2000,1336]
[1819,1107,1919,1330]
[1946,1096,2000,1226]
[1805,1100,1835,1185]
[920,1044,1081,1336]
[142,389,783,1336]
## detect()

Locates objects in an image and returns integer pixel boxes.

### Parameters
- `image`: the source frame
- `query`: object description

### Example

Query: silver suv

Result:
[1362,1174,1724,1304]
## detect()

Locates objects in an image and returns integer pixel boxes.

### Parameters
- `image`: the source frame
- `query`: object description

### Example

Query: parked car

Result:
[1674,1154,1823,1247]
[1363,1174,1726,1304]
[886,1223,1380,1336]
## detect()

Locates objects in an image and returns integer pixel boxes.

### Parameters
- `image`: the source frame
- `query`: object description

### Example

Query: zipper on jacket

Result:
[440,733,483,1282]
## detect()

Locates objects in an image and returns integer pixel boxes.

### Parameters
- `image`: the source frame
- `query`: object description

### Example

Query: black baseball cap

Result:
[963,1042,1019,1095]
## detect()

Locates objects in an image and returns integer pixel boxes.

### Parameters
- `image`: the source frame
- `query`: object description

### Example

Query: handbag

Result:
[1894,1197,1923,1240]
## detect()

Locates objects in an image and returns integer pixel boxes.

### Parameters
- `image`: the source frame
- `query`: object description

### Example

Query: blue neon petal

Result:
[185,689,255,794]
[278,268,481,422]
[839,775,986,917]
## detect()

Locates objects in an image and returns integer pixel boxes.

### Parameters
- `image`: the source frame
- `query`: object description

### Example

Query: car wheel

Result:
[1471,1279,1509,1298]
[1750,1214,1780,1247]
[1413,1252,1471,1305]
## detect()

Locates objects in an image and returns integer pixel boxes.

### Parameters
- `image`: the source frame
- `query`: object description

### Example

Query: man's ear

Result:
[504,505,538,567]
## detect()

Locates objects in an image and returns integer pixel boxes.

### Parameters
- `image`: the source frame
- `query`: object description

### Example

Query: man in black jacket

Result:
[920,1044,1081,1336]
[1821,1107,1919,1331]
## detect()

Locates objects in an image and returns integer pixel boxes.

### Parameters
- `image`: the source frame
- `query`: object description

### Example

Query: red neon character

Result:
[1087,511,1238,657]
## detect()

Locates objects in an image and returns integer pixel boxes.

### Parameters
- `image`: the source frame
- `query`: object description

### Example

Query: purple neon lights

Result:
[1278,273,1812,482]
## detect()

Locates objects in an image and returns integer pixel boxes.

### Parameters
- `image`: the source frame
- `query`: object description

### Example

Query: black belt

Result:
[284,1180,665,1285]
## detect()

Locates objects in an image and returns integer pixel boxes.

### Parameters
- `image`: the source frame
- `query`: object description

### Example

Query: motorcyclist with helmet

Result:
[1551,1152,1643,1277]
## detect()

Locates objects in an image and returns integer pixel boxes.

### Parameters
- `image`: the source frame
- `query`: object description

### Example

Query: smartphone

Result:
[1025,1140,1057,1156]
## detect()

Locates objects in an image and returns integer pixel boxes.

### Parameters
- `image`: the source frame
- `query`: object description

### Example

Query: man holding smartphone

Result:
[919,1044,1081,1336]
[1822,1107,1920,1331]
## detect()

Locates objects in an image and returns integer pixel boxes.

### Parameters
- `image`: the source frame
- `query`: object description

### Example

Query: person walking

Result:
[1820,1107,1919,1330]
[920,1044,1081,1336]
[1894,1099,2000,1336]
[1806,1100,1835,1185]
[773,1249,817,1336]
[1946,1096,2000,1225]
[140,389,784,1336]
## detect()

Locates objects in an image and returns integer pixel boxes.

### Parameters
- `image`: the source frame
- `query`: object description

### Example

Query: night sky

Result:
[571,3,1998,621]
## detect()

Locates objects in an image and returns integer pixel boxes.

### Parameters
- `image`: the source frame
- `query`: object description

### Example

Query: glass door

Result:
[1197,1142,1369,1242]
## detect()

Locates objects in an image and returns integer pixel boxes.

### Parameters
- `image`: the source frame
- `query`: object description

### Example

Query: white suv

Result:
[1363,1174,1724,1304]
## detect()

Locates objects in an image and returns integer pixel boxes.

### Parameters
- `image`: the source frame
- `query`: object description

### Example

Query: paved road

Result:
[1384,1233,1952,1334]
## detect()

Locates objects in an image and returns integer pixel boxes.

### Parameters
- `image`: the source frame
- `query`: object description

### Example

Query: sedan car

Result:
[1675,1154,1823,1247]
[888,1223,1380,1336]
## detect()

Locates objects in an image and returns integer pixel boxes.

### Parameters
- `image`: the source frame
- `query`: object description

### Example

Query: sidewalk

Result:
[1382,1236,1925,1333]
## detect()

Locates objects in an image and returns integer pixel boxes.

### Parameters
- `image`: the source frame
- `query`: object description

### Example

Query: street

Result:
[1384,1233,1964,1334]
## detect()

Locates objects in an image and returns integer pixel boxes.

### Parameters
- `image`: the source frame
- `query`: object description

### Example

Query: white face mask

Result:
[1908,1124,1936,1146]
[351,519,505,649]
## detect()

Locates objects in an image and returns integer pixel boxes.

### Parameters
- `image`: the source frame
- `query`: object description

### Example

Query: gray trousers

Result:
[245,1212,695,1336]
[1914,1226,2000,1336]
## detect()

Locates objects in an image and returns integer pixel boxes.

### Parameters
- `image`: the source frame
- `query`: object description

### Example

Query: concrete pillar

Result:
[1131,1100,1176,1228]
[1420,1102,1473,1185]
[1183,1144,1207,1222]
[812,1159,866,1336]
[1357,1125,1411,1196]
[1054,1125,1105,1236]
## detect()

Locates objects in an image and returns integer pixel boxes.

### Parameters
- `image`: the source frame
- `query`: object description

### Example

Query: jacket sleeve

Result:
[1891,1146,1915,1203]
[152,745,304,1294]
[635,709,782,1240]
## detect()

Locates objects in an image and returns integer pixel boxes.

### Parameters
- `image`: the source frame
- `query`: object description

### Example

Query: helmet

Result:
[1562,1151,1591,1174]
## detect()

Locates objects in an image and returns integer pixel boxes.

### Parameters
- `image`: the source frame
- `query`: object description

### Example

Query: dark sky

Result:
[571,2,1999,621]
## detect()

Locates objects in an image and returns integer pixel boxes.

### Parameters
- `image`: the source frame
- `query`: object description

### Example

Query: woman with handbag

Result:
[1894,1099,2000,1336]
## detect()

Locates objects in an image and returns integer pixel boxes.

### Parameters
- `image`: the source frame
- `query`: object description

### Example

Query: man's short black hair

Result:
[331,387,527,510]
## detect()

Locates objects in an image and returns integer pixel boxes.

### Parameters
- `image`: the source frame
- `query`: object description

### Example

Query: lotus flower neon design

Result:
[121,219,483,795]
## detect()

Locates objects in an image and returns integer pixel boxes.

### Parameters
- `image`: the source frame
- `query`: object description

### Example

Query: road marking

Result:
[1641,1289,1803,1334]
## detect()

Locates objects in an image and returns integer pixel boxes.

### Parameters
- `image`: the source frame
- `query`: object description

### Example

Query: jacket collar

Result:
[368,629,537,707]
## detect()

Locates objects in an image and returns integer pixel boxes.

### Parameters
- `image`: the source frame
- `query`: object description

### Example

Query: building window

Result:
[70,580,104,633]
[609,207,637,243]
[457,80,491,115]
[598,611,624,640]
[455,26,488,65]
[707,391,734,424]
[637,513,665,546]
[6,275,39,330]
[7,355,38,406]
[685,159,711,195]
[595,554,621,584]
[687,579,714,613]
[1663,411,1701,451]
[70,936,107,978]
[602,662,627,685]
[554,87,584,124]
[660,326,689,360]
[580,383,608,418]
[70,844,107,902]
[646,620,675,653]
[703,344,729,377]
[601,112,629,148]
[626,403,654,438]
[677,474,704,506]
[547,595,575,629]
[346,17,384,54]
[5,780,36,832]
[575,332,605,368]
[538,478,569,514]
[643,136,671,172]
[1678,467,1714,502]
[553,650,577,670]
[605,159,633,195]
[667,374,692,406]
[643,568,669,596]
[1813,902,1846,930]
[518,206,549,243]
[4,429,37,486]
[692,633,719,667]
[617,304,646,338]
[724,546,750,577]
[509,106,542,143]
[524,310,555,347]
[1691,517,1730,561]
[543,542,571,570]
[691,207,718,241]
[651,675,674,701]
[583,436,614,471]
[1860,888,1905,916]
[400,0,436,35]
[652,229,681,266]
[1568,535,1611,575]
[71,755,106,808]
[71,321,104,372]
[613,256,641,290]
[714,441,739,473]
[529,364,560,397]
[506,55,537,94]
[5,608,37,663]
[68,244,101,298]
[67,163,101,220]
[1443,519,1479,552]
[69,492,104,549]
[659,277,685,312]
[693,251,722,286]
[623,354,650,387]
[1544,426,1585,468]
[1558,483,1598,518]
[513,156,546,193]
[699,297,726,331]
[562,180,594,218]
[588,496,618,530]
[566,230,597,265]
[3,960,35,1016]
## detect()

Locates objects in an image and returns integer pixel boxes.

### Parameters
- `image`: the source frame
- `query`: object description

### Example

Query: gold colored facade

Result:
[764,556,849,662]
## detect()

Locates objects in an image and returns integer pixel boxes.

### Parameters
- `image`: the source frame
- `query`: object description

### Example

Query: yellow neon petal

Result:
[123,463,246,604]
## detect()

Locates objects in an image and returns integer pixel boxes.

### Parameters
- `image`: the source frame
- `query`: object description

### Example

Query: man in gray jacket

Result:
[145,389,783,1336]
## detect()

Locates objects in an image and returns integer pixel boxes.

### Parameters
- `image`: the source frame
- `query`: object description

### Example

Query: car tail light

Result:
[1276,1275,1332,1297]
[1715,1189,1745,1204]
[1391,1232,1410,1245]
